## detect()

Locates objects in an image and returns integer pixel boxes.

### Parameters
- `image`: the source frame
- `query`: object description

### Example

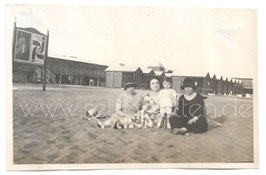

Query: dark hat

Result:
[124,82,136,90]
[181,78,196,90]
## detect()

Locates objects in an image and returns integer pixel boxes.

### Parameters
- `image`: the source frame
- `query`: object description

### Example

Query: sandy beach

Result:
[12,85,254,164]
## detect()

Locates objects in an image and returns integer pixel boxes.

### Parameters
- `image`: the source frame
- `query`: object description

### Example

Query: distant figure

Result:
[89,79,94,86]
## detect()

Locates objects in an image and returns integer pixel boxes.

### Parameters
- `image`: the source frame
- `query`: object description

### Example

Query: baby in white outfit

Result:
[158,77,178,128]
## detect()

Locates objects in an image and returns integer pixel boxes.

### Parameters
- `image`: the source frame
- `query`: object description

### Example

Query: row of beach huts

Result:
[13,55,253,97]
[104,63,252,96]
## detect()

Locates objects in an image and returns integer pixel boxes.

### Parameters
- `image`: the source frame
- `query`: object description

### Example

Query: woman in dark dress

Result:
[169,78,208,135]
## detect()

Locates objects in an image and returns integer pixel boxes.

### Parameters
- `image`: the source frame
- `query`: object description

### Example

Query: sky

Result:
[6,5,257,78]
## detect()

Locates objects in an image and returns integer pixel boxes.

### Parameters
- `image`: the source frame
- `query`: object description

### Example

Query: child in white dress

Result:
[157,77,178,128]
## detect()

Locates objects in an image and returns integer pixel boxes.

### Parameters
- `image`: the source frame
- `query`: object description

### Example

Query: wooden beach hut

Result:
[227,78,233,95]
[171,70,211,94]
[141,68,156,89]
[210,74,218,95]
[223,77,229,95]
[105,65,143,88]
[216,76,224,95]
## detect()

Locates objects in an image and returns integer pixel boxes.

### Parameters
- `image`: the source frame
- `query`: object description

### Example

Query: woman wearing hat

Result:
[98,82,143,129]
[116,82,143,117]
[169,78,208,135]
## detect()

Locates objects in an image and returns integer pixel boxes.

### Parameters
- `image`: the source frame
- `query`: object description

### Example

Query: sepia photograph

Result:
[5,4,258,170]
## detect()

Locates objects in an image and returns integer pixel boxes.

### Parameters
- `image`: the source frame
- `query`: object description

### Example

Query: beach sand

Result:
[12,85,254,164]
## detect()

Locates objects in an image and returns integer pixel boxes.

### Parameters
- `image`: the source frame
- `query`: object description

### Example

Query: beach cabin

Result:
[105,66,143,88]
[234,80,239,95]
[227,78,233,95]
[232,78,252,96]
[201,72,212,94]
[223,78,229,95]
[210,74,218,95]
[235,80,243,95]
[171,71,212,94]
[216,76,224,95]
[141,68,156,89]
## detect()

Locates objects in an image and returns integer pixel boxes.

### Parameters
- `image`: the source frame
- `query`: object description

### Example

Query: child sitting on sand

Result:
[157,77,178,129]
[169,78,208,135]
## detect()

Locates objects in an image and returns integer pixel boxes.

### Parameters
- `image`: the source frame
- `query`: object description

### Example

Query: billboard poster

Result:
[14,28,47,65]
[31,32,47,64]
[14,29,31,62]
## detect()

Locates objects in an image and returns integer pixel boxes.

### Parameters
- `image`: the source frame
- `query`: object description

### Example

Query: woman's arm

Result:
[115,95,126,117]
[191,98,205,118]
[172,90,178,106]
[175,96,184,117]
[187,97,206,124]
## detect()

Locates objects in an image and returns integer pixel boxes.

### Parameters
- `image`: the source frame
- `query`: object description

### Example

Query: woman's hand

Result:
[188,117,198,124]
[116,111,126,117]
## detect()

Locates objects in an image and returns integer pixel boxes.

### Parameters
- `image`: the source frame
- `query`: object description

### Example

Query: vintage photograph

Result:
[6,5,258,170]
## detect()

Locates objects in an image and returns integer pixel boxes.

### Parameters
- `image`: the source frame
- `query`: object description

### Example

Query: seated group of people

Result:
[90,77,212,136]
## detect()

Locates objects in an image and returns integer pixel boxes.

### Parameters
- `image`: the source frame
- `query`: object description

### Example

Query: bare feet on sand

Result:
[172,127,188,135]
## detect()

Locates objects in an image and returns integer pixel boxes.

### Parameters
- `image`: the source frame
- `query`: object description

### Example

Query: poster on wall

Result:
[14,28,47,65]
[14,29,31,62]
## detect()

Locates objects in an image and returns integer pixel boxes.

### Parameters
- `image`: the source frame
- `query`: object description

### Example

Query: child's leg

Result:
[166,116,171,129]
[147,118,153,128]
[157,108,166,128]
[166,107,173,129]
[157,117,163,128]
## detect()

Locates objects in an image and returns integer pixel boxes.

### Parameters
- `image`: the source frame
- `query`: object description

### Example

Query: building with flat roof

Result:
[46,55,108,86]
[232,77,253,95]
[13,54,108,87]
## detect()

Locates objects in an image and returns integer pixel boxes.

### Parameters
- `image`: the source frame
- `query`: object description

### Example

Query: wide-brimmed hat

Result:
[124,82,137,90]
[181,78,196,90]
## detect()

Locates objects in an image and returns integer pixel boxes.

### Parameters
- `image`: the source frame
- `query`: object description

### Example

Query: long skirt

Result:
[169,115,208,133]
